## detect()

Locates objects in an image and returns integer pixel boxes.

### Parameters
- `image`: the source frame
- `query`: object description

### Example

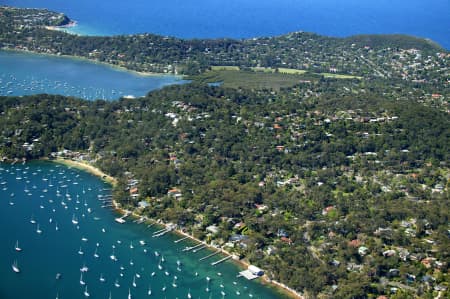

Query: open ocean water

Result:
[3,0,450,49]
[0,161,284,299]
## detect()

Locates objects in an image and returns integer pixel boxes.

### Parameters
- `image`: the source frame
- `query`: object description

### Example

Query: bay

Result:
[3,0,450,49]
[0,50,187,100]
[0,161,284,299]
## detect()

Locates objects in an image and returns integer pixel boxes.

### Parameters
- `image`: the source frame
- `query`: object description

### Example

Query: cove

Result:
[0,161,285,299]
[0,50,188,101]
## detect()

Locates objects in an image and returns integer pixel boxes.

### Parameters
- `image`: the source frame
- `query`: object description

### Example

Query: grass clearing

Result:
[189,70,313,90]
[210,66,240,71]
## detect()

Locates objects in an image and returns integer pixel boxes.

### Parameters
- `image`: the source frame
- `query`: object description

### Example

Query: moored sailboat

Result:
[12,260,20,273]
[14,240,22,251]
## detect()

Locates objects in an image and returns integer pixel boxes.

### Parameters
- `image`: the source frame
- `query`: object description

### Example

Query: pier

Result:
[174,236,189,243]
[199,251,220,261]
[182,243,204,252]
[193,245,206,253]
[211,255,232,266]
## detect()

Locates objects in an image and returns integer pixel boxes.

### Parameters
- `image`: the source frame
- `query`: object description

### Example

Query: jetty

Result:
[193,245,206,253]
[182,243,204,252]
[174,236,189,243]
[114,211,130,224]
[199,251,220,261]
[211,256,232,266]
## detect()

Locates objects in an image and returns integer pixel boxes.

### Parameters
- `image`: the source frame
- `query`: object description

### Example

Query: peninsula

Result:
[0,6,449,299]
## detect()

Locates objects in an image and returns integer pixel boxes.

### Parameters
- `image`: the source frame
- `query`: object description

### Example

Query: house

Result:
[280,236,292,245]
[383,249,396,257]
[138,201,149,209]
[206,225,219,234]
[358,246,369,256]
[167,188,182,199]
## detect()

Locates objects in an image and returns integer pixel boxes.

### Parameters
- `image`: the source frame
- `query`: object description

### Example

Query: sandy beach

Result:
[52,158,118,186]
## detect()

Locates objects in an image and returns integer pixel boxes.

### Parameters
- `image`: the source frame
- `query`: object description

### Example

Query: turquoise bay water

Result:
[0,51,187,100]
[0,161,284,299]
[3,0,450,49]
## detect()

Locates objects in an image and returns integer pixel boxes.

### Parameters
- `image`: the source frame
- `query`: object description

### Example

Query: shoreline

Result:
[50,158,118,187]
[47,158,304,299]
[0,47,184,79]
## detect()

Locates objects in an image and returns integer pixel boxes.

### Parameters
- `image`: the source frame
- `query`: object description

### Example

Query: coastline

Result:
[0,47,184,79]
[50,157,118,187]
[48,157,304,299]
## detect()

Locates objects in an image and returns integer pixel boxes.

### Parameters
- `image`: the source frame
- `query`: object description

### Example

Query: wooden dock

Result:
[211,255,232,266]
[199,251,220,261]
[174,236,189,243]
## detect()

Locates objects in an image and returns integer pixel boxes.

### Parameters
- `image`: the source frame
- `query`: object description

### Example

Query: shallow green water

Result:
[0,161,285,299]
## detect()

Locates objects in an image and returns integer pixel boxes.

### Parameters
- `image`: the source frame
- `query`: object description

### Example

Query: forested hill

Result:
[1,78,449,298]
[0,6,448,83]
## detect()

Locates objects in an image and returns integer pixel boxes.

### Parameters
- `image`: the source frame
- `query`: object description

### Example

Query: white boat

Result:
[83,285,90,297]
[132,276,137,288]
[114,279,120,288]
[93,247,99,258]
[80,273,85,285]
[15,240,22,252]
[78,247,84,255]
[128,288,132,299]
[110,248,117,261]
[187,288,192,298]
[130,241,134,249]
[72,214,78,225]
[36,223,42,234]
[12,260,20,273]
[147,285,152,295]
[80,265,89,272]
[172,277,177,288]
[99,273,106,282]
[30,215,36,224]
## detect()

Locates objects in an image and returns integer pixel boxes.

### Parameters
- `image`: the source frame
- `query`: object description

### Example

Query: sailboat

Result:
[172,276,177,288]
[80,272,86,285]
[147,284,152,295]
[12,260,20,273]
[36,223,42,234]
[110,248,117,261]
[114,279,120,288]
[157,260,163,270]
[83,285,90,297]
[14,240,22,251]
[206,276,211,292]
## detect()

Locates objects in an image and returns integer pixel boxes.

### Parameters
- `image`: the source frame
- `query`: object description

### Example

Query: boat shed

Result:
[239,265,264,280]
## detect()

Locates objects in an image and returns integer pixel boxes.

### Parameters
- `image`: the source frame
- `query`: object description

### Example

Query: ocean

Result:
[0,161,284,299]
[0,50,187,101]
[3,0,450,49]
